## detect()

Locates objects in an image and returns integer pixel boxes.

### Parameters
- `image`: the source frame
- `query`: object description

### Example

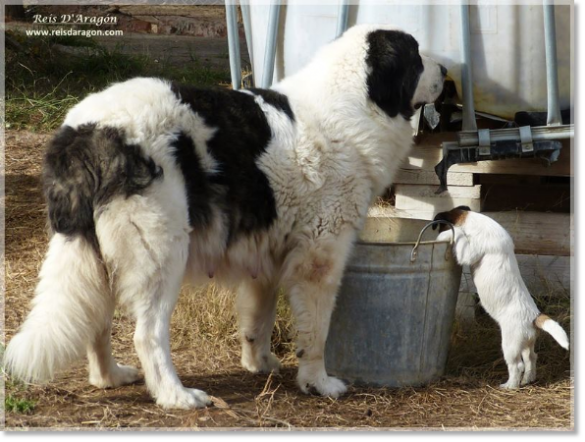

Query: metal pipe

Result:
[225,0,242,90]
[459,3,477,132]
[336,1,350,38]
[241,0,254,71]
[458,124,573,147]
[543,0,562,125]
[260,1,281,88]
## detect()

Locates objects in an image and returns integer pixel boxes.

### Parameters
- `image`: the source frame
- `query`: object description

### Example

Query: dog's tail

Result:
[534,314,570,350]
[4,124,161,383]
[4,233,112,382]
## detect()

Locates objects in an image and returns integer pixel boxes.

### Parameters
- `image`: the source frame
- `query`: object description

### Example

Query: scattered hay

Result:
[3,130,573,429]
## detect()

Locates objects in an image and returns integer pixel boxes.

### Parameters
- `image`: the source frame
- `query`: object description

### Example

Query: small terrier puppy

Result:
[433,206,569,389]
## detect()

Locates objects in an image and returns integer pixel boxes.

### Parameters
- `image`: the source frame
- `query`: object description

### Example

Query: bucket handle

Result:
[410,220,455,262]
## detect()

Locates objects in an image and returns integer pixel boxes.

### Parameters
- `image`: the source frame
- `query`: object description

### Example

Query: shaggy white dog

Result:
[434,207,569,388]
[6,24,446,409]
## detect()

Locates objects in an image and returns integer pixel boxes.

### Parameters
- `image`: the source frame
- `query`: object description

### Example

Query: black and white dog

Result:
[6,25,446,409]
[434,207,569,388]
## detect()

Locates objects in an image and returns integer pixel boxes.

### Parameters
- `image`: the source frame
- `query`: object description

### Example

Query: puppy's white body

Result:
[6,25,446,408]
[437,210,569,388]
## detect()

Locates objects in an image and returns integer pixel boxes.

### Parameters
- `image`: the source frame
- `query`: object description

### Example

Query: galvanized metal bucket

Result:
[325,218,462,387]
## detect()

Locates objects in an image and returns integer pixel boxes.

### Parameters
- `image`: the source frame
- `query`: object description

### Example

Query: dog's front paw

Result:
[156,387,212,409]
[298,372,347,398]
[242,352,282,374]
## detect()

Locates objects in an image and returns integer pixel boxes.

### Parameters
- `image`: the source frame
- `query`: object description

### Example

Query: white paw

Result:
[521,372,536,386]
[242,352,281,374]
[298,373,347,399]
[90,364,141,389]
[499,381,520,389]
[156,387,212,410]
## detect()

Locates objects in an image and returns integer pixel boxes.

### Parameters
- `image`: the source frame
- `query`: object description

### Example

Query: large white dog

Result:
[6,25,446,409]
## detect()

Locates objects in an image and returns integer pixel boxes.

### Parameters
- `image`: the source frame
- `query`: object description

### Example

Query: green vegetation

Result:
[6,30,231,132]
[4,395,36,414]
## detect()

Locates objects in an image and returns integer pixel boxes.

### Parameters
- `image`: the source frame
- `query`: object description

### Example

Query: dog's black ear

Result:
[432,211,450,230]
[365,30,423,120]
[456,205,471,211]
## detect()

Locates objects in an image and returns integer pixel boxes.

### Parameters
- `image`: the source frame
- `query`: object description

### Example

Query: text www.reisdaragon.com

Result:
[25,28,124,38]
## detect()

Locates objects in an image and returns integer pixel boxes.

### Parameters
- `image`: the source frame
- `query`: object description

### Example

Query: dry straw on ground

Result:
[2,131,573,430]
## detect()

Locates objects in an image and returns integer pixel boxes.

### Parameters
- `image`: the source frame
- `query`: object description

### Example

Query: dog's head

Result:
[433,206,471,232]
[363,28,446,120]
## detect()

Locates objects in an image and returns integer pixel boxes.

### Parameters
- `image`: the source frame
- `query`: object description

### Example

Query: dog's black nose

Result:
[439,64,448,77]
[440,64,448,77]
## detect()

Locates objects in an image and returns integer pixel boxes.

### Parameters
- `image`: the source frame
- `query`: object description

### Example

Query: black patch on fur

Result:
[365,30,424,120]
[170,83,278,242]
[432,206,471,231]
[44,124,162,246]
[170,132,213,228]
[248,88,295,121]
[432,210,451,230]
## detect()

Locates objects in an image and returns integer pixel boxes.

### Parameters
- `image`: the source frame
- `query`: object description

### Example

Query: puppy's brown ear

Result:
[432,211,450,230]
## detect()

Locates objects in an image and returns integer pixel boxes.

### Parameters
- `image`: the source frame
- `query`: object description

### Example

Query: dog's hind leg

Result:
[236,279,281,374]
[499,328,525,389]
[129,233,211,409]
[521,339,537,386]
[87,321,141,389]
[96,196,211,409]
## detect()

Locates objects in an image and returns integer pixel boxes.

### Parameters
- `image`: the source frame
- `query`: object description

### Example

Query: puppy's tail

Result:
[534,314,570,350]
[4,233,111,383]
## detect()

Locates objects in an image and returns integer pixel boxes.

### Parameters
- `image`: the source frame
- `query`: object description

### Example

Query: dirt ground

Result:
[2,130,573,430]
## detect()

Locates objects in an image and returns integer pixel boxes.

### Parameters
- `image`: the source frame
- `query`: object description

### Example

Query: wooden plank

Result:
[459,255,571,296]
[395,184,481,199]
[368,206,572,256]
[394,184,481,216]
[394,169,474,186]
[487,212,572,256]
[403,136,571,177]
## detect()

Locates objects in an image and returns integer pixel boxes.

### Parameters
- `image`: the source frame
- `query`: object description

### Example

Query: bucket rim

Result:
[355,239,452,247]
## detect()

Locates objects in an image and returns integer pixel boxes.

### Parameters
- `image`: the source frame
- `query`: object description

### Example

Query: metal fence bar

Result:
[260,1,281,88]
[459,3,477,132]
[225,0,242,90]
[543,0,562,126]
[241,0,254,69]
[458,124,573,147]
[336,1,350,38]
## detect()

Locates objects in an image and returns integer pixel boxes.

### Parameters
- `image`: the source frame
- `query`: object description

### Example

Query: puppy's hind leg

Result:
[236,279,281,374]
[499,328,525,389]
[521,339,537,386]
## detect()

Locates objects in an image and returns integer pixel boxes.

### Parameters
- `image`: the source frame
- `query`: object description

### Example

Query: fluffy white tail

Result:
[535,314,570,350]
[5,233,112,383]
